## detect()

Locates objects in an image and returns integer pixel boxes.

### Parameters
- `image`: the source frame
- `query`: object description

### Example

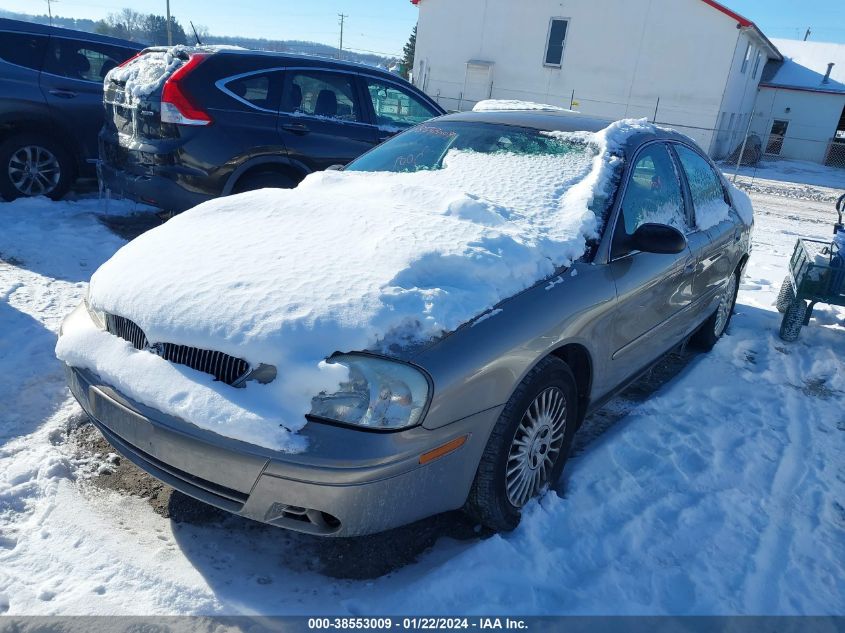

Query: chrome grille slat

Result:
[103,313,250,386]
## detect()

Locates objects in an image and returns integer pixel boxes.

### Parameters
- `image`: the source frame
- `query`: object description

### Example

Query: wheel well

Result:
[0,120,80,173]
[233,163,303,190]
[549,343,592,423]
[737,254,749,276]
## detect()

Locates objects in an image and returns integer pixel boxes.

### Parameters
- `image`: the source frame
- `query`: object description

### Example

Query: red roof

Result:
[699,0,752,27]
[410,0,749,25]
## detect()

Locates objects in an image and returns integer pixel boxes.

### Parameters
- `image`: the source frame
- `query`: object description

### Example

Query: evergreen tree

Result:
[401,25,416,79]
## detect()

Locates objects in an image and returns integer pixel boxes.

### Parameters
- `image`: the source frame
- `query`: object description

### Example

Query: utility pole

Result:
[338,13,348,60]
[45,0,57,26]
[166,0,173,46]
[804,27,811,41]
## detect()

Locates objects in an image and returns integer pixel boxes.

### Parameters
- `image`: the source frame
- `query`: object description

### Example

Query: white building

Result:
[410,0,781,157]
[752,39,845,166]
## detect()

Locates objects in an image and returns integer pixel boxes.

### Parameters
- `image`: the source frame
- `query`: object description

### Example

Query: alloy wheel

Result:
[505,387,567,507]
[8,145,62,197]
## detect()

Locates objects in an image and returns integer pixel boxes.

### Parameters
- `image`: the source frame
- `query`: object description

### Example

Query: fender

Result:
[221,155,312,195]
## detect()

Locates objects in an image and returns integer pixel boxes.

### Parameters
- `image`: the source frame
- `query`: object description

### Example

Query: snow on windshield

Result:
[56,120,654,451]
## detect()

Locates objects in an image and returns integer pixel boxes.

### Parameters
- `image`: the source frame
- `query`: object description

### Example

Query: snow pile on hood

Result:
[56,120,653,451]
[473,99,575,113]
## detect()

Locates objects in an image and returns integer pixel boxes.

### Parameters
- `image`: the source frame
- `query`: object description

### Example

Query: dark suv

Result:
[99,47,445,212]
[0,19,141,200]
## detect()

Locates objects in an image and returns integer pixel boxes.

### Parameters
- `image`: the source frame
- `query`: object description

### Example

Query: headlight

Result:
[84,292,106,330]
[309,354,430,430]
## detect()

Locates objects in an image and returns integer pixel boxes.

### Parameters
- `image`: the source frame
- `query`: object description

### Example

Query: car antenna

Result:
[190,21,203,46]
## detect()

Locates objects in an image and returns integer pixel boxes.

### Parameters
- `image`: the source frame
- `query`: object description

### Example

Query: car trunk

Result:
[100,48,191,172]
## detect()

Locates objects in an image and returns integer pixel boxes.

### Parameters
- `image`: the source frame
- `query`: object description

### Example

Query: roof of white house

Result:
[761,39,845,94]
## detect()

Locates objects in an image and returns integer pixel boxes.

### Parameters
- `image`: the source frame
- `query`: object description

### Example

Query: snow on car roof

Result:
[472,99,576,113]
[57,119,657,451]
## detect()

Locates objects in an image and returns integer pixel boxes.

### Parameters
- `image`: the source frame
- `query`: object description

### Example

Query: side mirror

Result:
[632,223,687,255]
[326,164,345,171]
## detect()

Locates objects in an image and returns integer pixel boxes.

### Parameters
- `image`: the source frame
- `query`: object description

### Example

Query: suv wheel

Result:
[466,357,578,532]
[0,133,74,201]
[691,270,739,351]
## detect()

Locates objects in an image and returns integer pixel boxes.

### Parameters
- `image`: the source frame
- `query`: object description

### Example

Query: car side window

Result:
[0,32,49,70]
[620,143,687,232]
[674,144,730,229]
[222,71,282,111]
[282,71,362,123]
[43,39,136,83]
[363,77,439,130]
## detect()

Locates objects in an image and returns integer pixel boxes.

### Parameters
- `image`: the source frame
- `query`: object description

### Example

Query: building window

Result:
[544,18,569,67]
[752,52,762,79]
[741,43,753,74]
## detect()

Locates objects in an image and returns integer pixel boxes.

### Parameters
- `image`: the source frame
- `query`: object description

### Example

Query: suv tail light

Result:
[161,54,212,126]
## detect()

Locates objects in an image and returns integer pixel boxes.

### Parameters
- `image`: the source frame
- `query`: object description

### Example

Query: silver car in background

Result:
[62,110,751,536]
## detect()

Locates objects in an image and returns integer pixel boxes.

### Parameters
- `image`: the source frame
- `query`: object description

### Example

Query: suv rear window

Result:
[0,31,48,70]
[43,39,136,83]
[222,71,282,111]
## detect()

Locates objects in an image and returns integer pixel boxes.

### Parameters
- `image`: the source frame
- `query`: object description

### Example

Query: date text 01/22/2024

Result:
[307,618,529,630]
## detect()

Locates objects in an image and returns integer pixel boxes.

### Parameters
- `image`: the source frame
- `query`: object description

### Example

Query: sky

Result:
[4,0,845,54]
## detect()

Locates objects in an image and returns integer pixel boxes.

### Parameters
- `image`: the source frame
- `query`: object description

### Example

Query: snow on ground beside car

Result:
[56,121,648,449]
[727,157,845,191]
[1,172,844,615]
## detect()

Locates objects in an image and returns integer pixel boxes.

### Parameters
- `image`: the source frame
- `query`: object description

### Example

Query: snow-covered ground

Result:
[1,171,844,615]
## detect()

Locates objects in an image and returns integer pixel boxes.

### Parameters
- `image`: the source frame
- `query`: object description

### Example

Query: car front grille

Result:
[104,313,250,386]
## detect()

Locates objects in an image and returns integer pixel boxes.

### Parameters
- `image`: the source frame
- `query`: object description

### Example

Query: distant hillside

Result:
[0,9,394,68]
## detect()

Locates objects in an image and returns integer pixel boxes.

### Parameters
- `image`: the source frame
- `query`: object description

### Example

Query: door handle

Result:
[683,258,696,273]
[281,123,310,135]
[734,230,742,242]
[49,89,78,98]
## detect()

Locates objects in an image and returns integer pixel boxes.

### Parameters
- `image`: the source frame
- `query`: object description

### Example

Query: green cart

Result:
[776,193,845,341]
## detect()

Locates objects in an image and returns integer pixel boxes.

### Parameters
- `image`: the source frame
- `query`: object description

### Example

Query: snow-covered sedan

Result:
[58,108,753,536]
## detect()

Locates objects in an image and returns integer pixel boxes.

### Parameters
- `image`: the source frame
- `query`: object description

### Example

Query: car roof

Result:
[209,47,406,79]
[0,17,143,49]
[437,109,699,155]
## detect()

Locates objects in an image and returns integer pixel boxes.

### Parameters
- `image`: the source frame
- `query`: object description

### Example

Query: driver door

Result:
[606,142,696,386]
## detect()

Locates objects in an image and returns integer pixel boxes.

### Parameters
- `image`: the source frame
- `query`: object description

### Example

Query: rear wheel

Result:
[231,170,295,194]
[0,133,74,201]
[691,270,739,350]
[466,357,578,532]
[775,276,795,314]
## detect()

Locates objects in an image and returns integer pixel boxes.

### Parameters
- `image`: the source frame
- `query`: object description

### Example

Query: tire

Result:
[779,298,807,342]
[465,356,578,532]
[231,170,295,194]
[775,276,795,314]
[691,270,740,351]
[0,133,74,201]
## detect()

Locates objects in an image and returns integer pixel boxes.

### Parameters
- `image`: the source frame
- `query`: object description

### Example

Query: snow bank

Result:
[56,120,651,449]
[473,99,575,113]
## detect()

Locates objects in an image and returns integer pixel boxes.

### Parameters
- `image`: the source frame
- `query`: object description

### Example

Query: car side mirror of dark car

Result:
[632,223,687,255]
[326,164,345,171]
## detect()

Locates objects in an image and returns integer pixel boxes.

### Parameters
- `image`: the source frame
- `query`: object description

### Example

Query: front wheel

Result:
[691,270,739,351]
[465,357,578,532]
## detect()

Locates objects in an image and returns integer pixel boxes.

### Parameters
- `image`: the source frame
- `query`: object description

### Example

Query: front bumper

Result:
[65,364,500,537]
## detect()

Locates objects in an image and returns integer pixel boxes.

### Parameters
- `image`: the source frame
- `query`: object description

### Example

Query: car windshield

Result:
[345,120,589,173]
